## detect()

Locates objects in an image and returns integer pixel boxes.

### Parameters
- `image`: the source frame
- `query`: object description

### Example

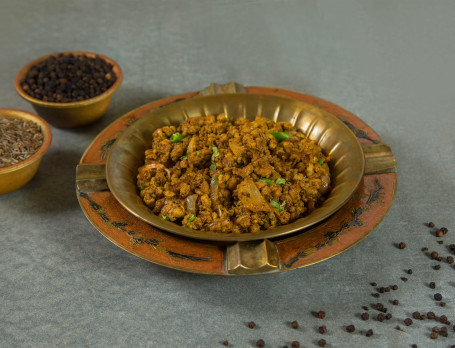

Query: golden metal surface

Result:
[226,240,279,275]
[202,81,246,95]
[0,108,52,195]
[14,51,122,128]
[76,163,108,192]
[106,93,365,242]
[362,143,397,175]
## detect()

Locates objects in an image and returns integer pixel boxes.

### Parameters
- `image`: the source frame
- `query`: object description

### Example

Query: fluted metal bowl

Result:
[106,94,365,241]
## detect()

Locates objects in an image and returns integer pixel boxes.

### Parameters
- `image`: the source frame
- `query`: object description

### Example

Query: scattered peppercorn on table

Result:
[1,1,455,347]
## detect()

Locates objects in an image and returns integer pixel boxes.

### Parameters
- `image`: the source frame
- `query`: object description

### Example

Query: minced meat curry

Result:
[137,114,331,234]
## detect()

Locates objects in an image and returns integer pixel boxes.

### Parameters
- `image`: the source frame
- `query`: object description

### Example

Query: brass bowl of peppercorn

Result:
[0,108,52,195]
[14,51,122,128]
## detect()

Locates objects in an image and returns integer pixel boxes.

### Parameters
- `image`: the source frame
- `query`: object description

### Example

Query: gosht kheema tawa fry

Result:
[137,114,331,234]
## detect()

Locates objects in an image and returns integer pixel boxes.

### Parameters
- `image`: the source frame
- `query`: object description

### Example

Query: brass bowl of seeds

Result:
[14,51,122,128]
[0,109,52,194]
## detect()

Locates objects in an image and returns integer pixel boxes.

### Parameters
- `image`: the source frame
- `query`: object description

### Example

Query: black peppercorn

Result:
[346,324,355,332]
[291,321,299,329]
[365,329,374,337]
[361,313,369,321]
[20,53,117,103]
[404,318,413,326]
[434,293,442,301]
[256,339,265,347]
[398,242,407,249]
[318,339,326,347]
[318,325,327,334]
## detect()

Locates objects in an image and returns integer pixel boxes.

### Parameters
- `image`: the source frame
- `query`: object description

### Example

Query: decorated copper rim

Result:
[76,83,397,275]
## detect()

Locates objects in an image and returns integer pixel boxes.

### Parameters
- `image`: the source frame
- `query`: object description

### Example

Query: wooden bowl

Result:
[0,108,52,194]
[15,51,122,128]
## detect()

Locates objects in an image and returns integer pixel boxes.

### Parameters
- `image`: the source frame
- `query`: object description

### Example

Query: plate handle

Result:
[202,81,246,95]
[362,143,396,175]
[226,239,280,275]
[76,163,108,192]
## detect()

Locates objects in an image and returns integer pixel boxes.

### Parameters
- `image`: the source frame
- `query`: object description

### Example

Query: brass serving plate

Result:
[106,93,365,242]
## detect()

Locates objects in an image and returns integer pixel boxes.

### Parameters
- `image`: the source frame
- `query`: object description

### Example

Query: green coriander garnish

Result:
[259,178,274,186]
[270,199,286,212]
[275,178,286,186]
[162,216,170,221]
[318,158,324,165]
[180,155,188,160]
[140,183,146,190]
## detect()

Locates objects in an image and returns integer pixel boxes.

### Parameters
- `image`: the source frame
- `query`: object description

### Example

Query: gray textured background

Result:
[1,1,454,347]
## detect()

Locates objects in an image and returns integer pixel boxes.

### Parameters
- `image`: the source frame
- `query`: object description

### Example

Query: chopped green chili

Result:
[259,178,274,186]
[170,132,183,143]
[180,155,188,160]
[270,199,286,212]
[318,158,324,165]
[275,178,286,186]
[186,215,196,224]
[140,183,146,190]
[210,144,219,171]
[162,216,170,221]
[196,151,201,156]
[269,131,292,141]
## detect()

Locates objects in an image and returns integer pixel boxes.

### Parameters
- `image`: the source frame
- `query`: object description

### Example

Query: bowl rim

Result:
[0,108,52,173]
[14,51,123,109]
[106,93,366,242]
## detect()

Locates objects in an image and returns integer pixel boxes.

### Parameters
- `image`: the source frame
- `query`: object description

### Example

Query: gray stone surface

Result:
[1,1,454,347]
